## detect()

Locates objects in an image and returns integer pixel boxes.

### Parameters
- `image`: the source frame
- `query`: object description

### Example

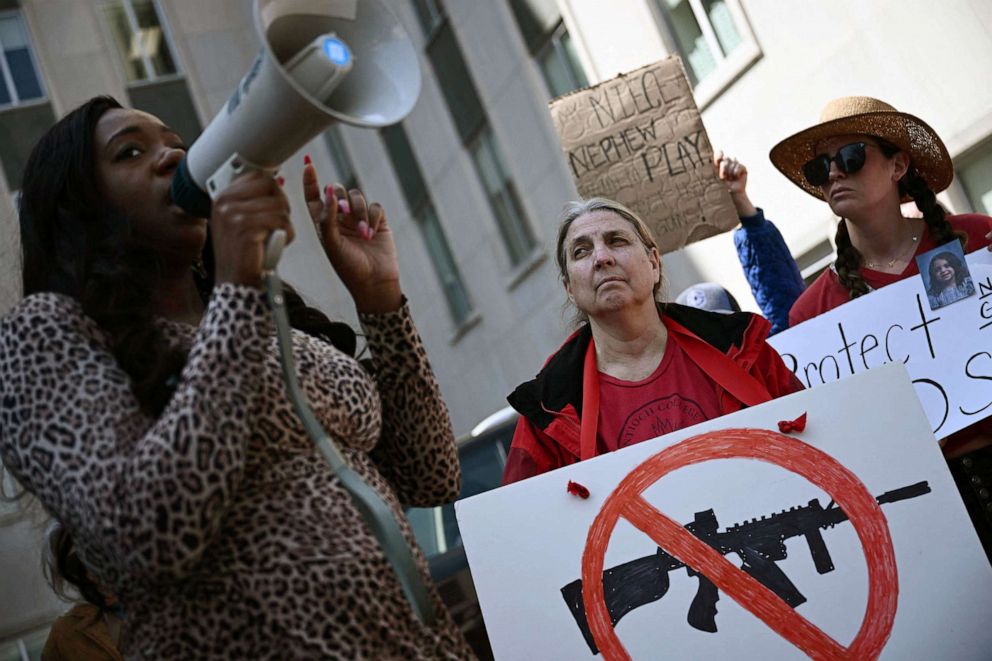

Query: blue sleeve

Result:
[733,208,806,335]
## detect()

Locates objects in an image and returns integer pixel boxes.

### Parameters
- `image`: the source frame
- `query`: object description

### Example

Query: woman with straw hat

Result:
[770,96,992,561]
[768,96,992,327]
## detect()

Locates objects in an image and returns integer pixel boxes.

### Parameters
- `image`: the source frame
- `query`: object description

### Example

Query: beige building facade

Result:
[2,0,991,655]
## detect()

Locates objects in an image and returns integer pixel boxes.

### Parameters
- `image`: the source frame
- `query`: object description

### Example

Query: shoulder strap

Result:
[663,316,772,408]
[580,339,600,461]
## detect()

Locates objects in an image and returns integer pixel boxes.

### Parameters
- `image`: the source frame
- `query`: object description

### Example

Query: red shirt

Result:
[787,213,992,455]
[789,214,992,327]
[597,333,723,453]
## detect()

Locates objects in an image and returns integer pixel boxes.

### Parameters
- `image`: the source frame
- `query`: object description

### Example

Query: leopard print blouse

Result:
[0,284,474,660]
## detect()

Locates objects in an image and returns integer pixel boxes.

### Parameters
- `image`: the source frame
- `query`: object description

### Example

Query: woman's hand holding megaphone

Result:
[211,171,295,287]
[303,159,402,314]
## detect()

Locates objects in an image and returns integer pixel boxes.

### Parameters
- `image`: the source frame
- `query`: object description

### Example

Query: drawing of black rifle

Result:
[561,480,930,654]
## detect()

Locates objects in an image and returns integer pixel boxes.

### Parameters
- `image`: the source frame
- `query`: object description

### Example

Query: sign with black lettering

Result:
[548,56,738,254]
[769,251,992,440]
[456,365,992,658]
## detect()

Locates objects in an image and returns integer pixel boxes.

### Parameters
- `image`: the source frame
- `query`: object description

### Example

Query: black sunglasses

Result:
[802,142,870,187]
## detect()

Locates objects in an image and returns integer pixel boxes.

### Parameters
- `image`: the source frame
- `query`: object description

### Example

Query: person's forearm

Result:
[731,191,758,219]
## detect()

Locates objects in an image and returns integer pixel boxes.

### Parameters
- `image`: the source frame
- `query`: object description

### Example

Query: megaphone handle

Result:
[263,229,287,272]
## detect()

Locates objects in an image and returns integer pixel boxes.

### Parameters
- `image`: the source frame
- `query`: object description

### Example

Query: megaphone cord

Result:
[263,269,437,626]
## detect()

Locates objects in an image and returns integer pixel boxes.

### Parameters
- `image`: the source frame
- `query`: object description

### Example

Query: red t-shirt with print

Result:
[597,333,723,453]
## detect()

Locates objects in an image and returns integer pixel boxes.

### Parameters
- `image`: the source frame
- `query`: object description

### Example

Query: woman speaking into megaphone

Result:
[0,97,474,659]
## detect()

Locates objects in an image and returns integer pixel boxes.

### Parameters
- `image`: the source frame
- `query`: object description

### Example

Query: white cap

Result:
[675,283,741,314]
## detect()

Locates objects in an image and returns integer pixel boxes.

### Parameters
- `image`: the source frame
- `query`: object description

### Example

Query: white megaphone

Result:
[170,0,421,268]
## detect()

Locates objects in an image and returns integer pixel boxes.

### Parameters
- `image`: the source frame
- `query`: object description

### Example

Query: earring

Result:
[192,259,207,279]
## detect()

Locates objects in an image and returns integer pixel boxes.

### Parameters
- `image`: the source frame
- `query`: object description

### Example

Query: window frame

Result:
[533,19,588,98]
[380,122,475,327]
[0,8,47,108]
[413,200,475,326]
[100,0,182,85]
[467,125,537,268]
[952,135,992,216]
[323,126,360,191]
[411,0,447,41]
[653,0,760,109]
[410,1,539,270]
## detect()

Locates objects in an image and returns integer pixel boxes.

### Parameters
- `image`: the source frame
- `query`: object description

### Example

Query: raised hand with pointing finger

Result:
[302,158,403,314]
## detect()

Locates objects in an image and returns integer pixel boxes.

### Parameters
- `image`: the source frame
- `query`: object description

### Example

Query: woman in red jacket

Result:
[771,96,992,560]
[502,198,802,484]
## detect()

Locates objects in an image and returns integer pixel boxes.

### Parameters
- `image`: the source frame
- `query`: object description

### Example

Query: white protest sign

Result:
[769,250,992,440]
[456,364,992,660]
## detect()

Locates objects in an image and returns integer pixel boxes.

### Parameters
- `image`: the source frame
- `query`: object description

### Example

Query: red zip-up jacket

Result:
[503,304,803,485]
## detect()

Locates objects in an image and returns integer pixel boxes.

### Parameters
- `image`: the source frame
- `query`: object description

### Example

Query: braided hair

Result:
[833,138,965,299]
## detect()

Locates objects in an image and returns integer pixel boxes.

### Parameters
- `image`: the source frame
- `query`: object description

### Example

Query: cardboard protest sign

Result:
[456,364,992,660]
[769,250,992,440]
[548,57,738,254]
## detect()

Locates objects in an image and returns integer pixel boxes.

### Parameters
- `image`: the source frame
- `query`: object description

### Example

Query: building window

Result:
[412,0,445,37]
[324,126,359,190]
[0,10,44,106]
[469,127,534,266]
[0,8,54,190]
[510,1,587,98]
[381,124,473,325]
[413,1,537,266]
[535,22,588,98]
[417,203,474,324]
[101,0,201,144]
[655,0,752,89]
[958,144,992,215]
[102,0,177,82]
[425,19,486,144]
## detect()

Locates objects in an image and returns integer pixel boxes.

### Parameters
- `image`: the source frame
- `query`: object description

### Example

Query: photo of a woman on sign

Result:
[919,244,975,310]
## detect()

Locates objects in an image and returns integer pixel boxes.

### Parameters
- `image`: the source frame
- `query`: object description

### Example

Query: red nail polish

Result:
[304,154,312,165]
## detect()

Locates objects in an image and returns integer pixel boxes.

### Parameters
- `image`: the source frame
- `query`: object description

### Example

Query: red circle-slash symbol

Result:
[581,429,898,660]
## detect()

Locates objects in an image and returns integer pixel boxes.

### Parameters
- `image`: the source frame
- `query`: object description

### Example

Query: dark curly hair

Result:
[19,96,356,417]
[43,520,110,608]
[832,137,964,300]
[926,251,967,296]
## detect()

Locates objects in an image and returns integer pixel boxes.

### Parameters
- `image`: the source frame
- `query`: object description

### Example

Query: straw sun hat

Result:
[769,96,953,201]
